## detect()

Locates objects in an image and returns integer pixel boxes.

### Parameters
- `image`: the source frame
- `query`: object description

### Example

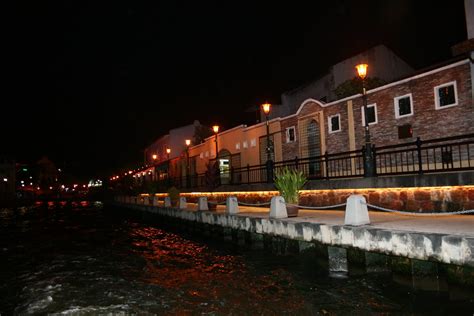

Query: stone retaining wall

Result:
[147,185,474,212]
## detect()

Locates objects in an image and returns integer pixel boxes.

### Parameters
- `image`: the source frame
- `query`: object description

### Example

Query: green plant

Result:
[167,186,180,202]
[334,76,385,99]
[274,167,307,204]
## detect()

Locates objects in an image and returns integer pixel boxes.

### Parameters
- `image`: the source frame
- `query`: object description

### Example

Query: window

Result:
[286,126,296,143]
[199,152,204,159]
[205,151,209,157]
[242,140,248,149]
[328,114,341,133]
[394,94,413,118]
[434,81,458,109]
[235,142,240,150]
[250,138,257,147]
[361,103,378,126]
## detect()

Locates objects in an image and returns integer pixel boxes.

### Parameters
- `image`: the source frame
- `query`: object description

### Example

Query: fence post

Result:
[247,164,250,185]
[266,159,274,183]
[324,151,329,180]
[371,144,377,176]
[416,137,423,174]
[230,166,234,185]
[361,146,366,176]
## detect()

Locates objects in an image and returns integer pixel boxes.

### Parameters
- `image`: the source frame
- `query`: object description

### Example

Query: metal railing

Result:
[152,133,474,190]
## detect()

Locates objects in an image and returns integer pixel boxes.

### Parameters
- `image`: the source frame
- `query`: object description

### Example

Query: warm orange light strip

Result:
[146,185,473,197]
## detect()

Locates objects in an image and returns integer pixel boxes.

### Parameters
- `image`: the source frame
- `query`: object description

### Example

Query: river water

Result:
[0,201,473,315]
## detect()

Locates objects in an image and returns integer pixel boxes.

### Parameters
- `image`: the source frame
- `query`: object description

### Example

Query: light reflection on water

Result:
[0,203,472,315]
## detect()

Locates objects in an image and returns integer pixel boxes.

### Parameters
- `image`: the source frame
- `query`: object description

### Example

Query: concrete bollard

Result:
[179,197,187,209]
[226,196,239,214]
[269,196,288,219]
[164,196,172,207]
[344,194,370,226]
[153,196,160,206]
[198,197,209,211]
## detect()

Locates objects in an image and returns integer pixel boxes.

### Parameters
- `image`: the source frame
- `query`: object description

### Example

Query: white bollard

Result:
[269,196,288,219]
[179,197,187,209]
[164,196,172,207]
[226,196,239,214]
[197,197,209,211]
[344,195,370,226]
[153,196,160,206]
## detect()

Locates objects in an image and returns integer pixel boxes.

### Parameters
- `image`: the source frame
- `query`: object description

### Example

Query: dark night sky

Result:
[4,0,467,180]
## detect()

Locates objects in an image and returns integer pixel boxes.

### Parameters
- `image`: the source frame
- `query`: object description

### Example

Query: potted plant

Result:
[274,167,307,217]
[167,186,180,207]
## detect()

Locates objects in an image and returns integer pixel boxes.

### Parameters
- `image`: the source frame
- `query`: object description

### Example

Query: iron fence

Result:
[151,133,474,190]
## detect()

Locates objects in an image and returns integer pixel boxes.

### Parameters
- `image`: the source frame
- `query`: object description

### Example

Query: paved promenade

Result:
[206,204,474,237]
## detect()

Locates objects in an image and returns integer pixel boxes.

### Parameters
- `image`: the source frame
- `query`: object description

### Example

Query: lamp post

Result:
[166,148,171,160]
[262,103,274,182]
[185,139,191,187]
[356,63,375,177]
[212,125,220,185]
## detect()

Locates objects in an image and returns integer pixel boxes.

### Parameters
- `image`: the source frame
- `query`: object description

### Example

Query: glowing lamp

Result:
[152,154,157,160]
[212,125,219,134]
[185,139,191,146]
[356,63,368,80]
[166,148,171,154]
[262,103,271,115]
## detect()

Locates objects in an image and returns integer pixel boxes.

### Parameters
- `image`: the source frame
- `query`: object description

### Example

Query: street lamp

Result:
[356,63,375,177]
[262,103,273,182]
[166,148,171,160]
[185,139,191,187]
[212,125,219,159]
[212,125,221,184]
[152,154,157,162]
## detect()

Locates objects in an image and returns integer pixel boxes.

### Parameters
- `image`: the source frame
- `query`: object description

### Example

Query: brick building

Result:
[170,57,473,185]
[130,56,472,187]
[280,58,473,162]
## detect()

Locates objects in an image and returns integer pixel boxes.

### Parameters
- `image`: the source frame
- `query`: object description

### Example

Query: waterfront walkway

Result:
[155,202,474,237]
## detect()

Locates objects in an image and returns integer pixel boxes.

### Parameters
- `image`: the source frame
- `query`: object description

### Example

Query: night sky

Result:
[4,0,467,180]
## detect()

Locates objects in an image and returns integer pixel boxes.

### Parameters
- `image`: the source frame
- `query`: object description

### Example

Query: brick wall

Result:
[289,60,473,156]
[280,116,298,161]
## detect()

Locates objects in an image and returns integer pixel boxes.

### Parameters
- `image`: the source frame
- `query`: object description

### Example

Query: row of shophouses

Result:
[127,55,473,191]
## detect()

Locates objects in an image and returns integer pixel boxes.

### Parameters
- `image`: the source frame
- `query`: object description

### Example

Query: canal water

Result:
[0,202,473,315]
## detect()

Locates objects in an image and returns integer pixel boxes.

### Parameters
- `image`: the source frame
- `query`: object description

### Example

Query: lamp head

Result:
[212,125,219,134]
[356,64,368,80]
[262,103,271,115]
[166,148,171,154]
[185,139,191,146]
[152,154,157,160]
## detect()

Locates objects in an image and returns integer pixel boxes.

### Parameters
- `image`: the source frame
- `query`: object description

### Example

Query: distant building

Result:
[144,120,201,166]
[137,120,201,183]
[264,45,414,121]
